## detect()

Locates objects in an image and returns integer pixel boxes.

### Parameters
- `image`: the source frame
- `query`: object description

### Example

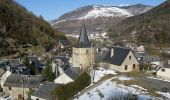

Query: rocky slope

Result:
[0,0,65,56]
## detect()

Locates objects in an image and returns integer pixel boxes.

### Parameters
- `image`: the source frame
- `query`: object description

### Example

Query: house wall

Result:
[157,68,170,80]
[101,62,122,72]
[52,62,64,77]
[1,70,11,88]
[102,51,139,72]
[3,86,29,100]
[54,73,73,84]
[72,47,94,70]
[121,51,139,72]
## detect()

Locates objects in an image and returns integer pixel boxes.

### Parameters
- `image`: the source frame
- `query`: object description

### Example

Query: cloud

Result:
[118,4,130,7]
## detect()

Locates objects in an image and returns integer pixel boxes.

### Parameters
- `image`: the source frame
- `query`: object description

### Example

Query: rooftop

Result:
[76,24,90,48]
[32,82,60,100]
[103,47,131,66]
[65,68,79,80]
[4,74,42,88]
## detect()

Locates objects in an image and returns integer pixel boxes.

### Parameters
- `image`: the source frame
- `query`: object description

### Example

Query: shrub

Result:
[139,63,151,70]
[52,72,91,100]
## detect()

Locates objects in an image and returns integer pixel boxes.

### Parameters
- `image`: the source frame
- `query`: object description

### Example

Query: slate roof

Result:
[65,68,79,80]
[32,82,60,100]
[59,40,70,46]
[8,59,20,66]
[103,47,131,66]
[0,61,10,68]
[52,55,69,63]
[142,55,160,63]
[163,64,170,68]
[4,74,42,88]
[76,24,90,48]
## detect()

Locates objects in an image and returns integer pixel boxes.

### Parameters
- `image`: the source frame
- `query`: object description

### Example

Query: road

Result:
[142,78,170,93]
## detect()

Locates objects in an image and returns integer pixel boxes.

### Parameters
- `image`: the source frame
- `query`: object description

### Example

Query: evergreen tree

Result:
[43,59,55,82]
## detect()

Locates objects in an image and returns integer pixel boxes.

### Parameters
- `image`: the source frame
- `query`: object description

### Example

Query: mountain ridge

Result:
[50,4,153,34]
[109,0,170,44]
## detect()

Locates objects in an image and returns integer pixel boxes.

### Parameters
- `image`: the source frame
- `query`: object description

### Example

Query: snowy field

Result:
[76,78,158,100]
[93,67,117,82]
[75,68,170,100]
[156,91,170,99]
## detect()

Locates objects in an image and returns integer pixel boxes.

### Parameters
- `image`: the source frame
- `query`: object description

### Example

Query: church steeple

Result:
[77,24,90,47]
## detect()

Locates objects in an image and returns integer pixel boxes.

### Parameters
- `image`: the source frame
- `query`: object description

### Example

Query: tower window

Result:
[129,56,131,60]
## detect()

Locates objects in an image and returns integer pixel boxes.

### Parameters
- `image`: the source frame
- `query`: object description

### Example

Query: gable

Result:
[122,51,139,66]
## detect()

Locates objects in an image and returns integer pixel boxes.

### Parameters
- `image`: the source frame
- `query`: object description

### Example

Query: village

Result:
[0,24,170,100]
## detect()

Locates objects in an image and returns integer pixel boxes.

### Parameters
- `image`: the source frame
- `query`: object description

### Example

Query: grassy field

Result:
[112,71,161,97]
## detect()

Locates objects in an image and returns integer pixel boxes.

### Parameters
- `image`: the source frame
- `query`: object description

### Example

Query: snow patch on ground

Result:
[79,6,132,19]
[156,91,170,99]
[130,85,148,91]
[118,76,132,81]
[147,77,170,83]
[76,78,155,100]
[93,67,117,82]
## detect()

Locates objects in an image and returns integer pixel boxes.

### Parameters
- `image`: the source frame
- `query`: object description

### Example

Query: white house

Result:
[54,68,79,84]
[157,60,170,80]
[102,47,139,72]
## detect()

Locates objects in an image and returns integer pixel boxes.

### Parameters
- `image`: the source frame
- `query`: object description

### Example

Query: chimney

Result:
[110,48,114,57]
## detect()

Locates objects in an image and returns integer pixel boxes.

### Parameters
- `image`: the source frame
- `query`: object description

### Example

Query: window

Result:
[9,87,12,90]
[125,65,128,70]
[129,56,131,60]
[133,64,136,69]
[18,94,22,99]
[161,69,165,72]
[86,50,89,54]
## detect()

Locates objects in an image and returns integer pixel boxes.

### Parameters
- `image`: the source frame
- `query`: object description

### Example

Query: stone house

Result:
[102,47,139,72]
[3,74,42,100]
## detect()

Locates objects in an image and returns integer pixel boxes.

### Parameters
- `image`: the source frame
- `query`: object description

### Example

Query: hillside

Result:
[110,0,170,44]
[50,4,153,34]
[0,0,65,56]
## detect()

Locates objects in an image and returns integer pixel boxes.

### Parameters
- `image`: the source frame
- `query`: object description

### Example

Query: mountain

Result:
[109,0,170,44]
[50,4,153,34]
[0,0,65,56]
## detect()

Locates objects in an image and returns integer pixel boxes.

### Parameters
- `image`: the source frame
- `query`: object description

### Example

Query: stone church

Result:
[72,24,94,71]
